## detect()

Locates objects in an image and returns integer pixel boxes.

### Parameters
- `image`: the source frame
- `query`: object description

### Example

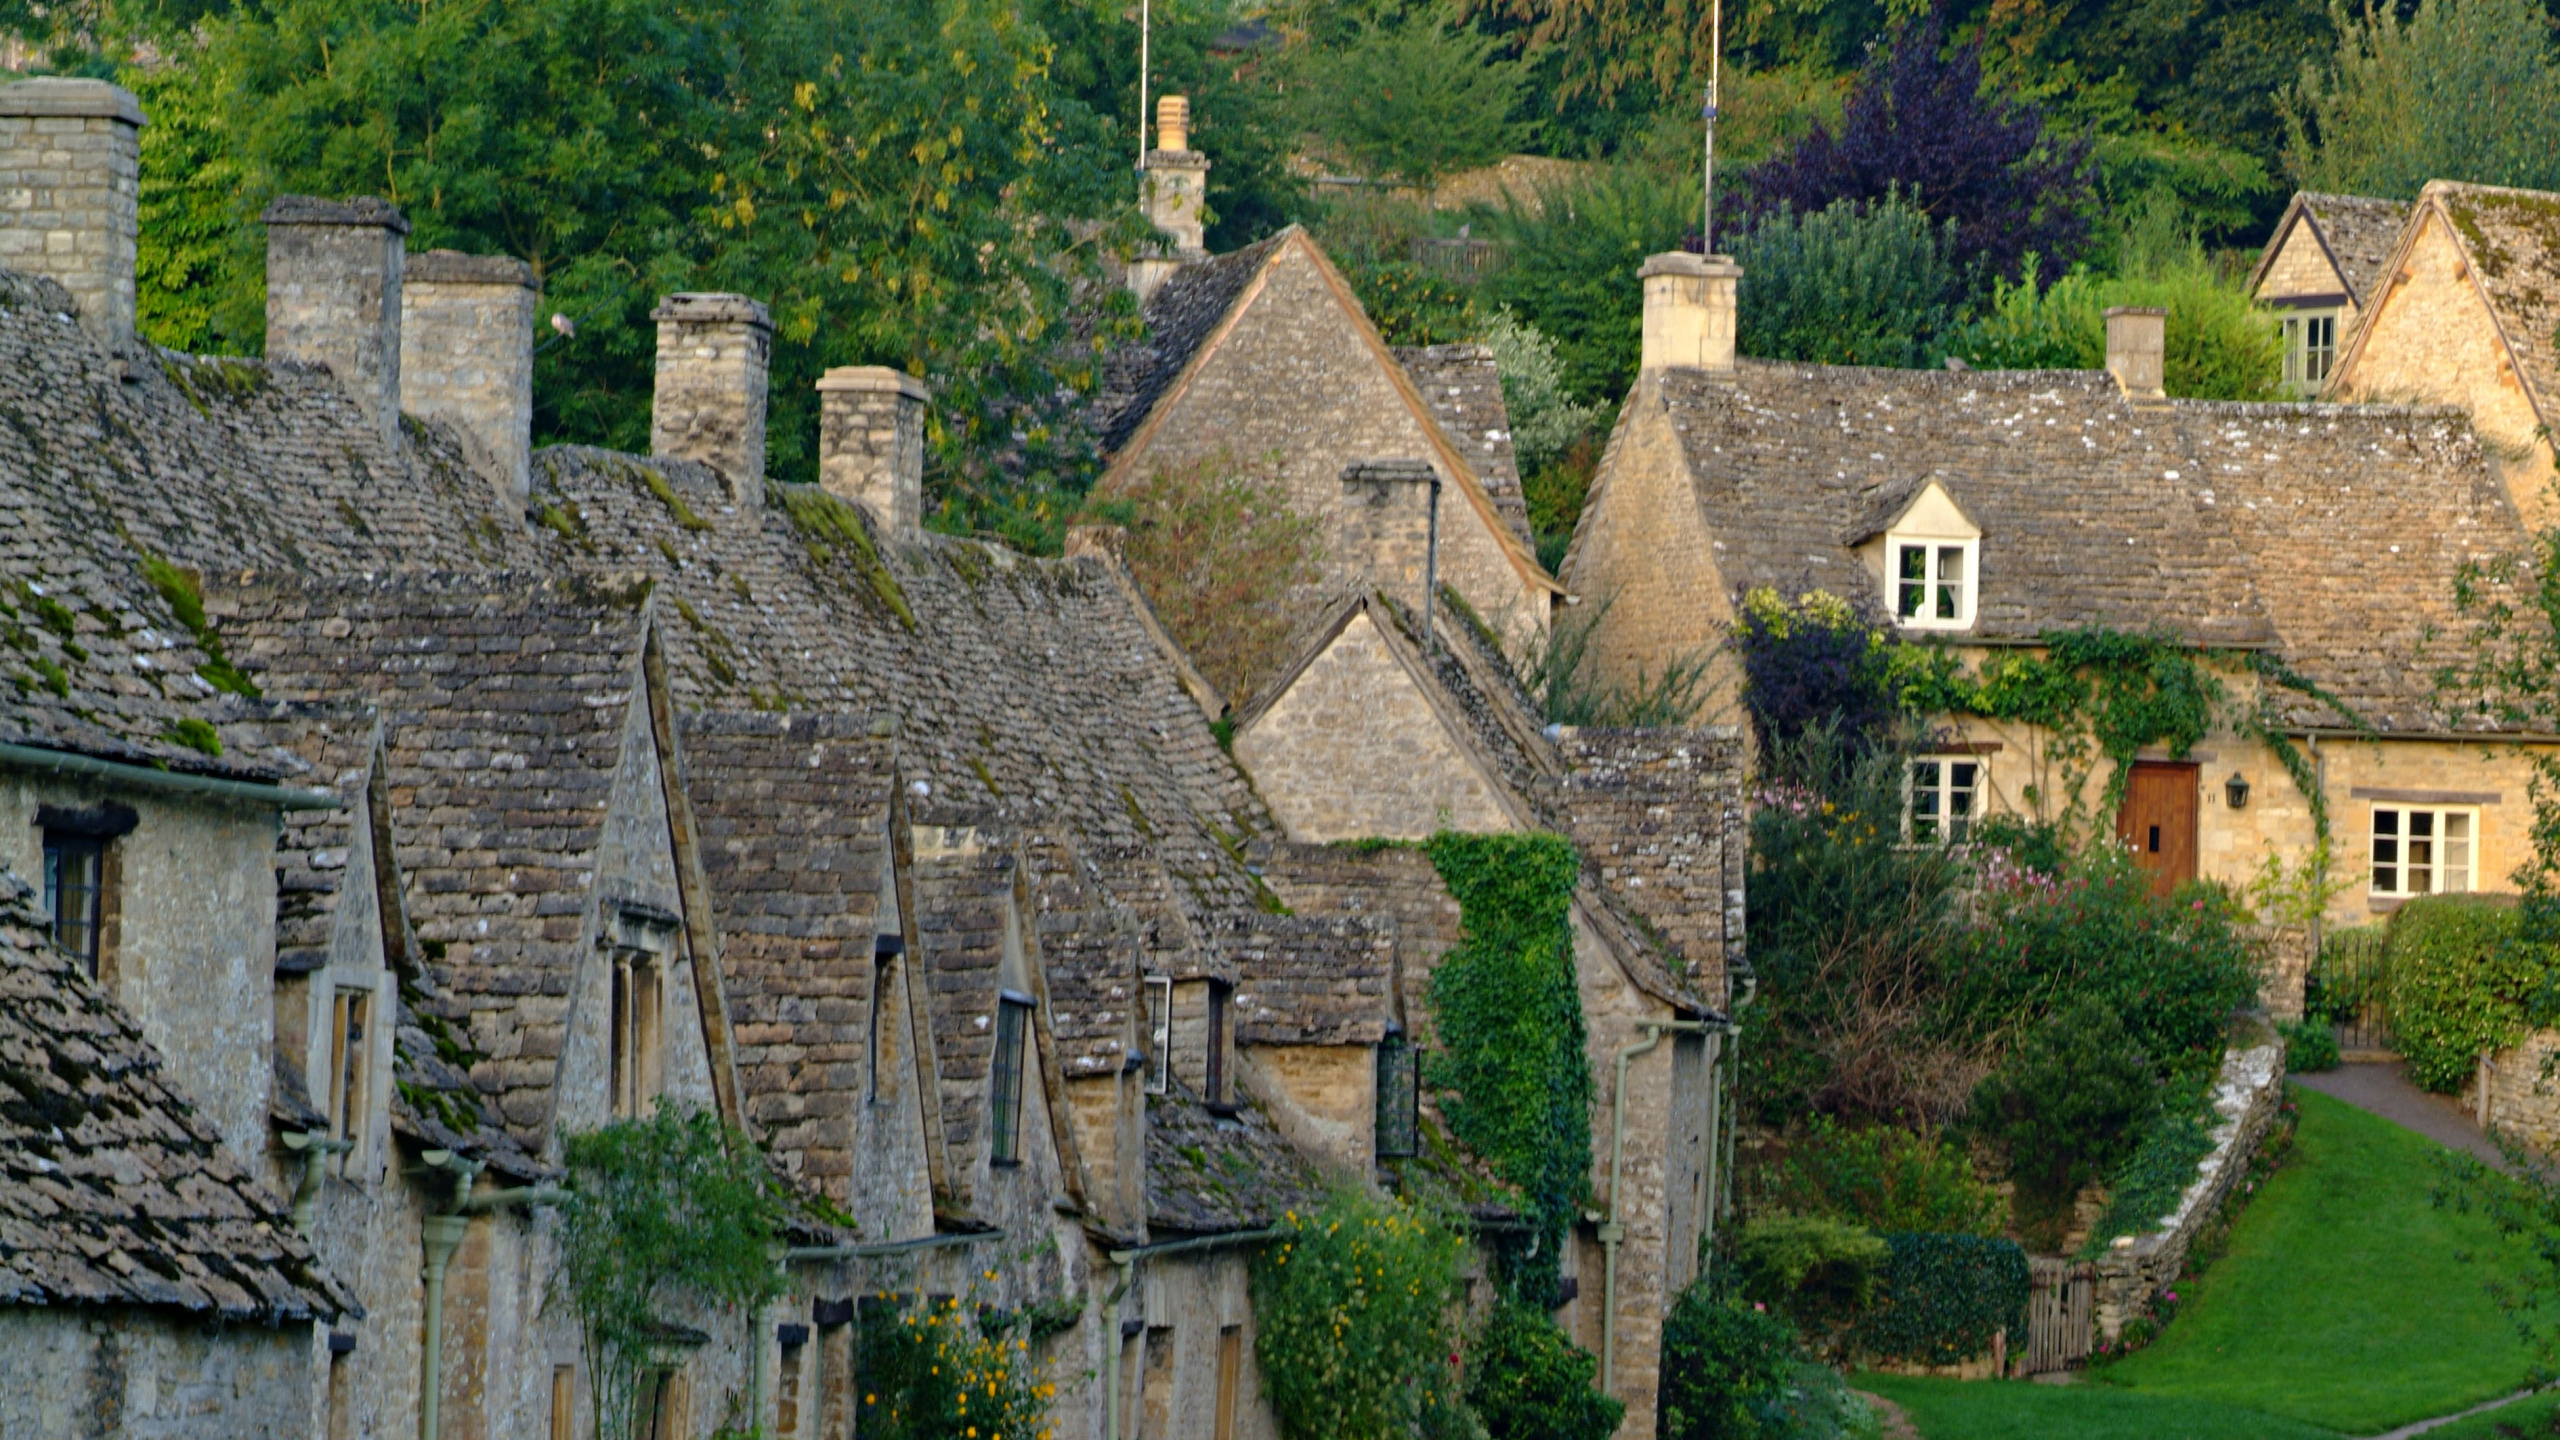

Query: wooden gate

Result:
[2026,1258,2095,1374]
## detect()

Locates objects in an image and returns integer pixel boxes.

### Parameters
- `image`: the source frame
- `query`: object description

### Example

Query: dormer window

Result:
[1893,539,1975,629]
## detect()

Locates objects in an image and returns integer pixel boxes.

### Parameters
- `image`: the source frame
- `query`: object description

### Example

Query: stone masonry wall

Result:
[816,367,926,539]
[1566,378,1741,704]
[2256,221,2360,318]
[2472,1030,2560,1151]
[2093,1027,2284,1340]
[651,293,773,497]
[0,81,141,353]
[0,1308,321,1440]
[401,250,537,513]
[1557,726,1747,999]
[263,197,408,455]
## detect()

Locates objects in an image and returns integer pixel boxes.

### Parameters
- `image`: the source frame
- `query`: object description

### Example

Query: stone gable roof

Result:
[2251,192,2411,306]
[208,570,658,1147]
[1218,910,1397,1046]
[2409,182,2560,437]
[1099,233,1289,454]
[1619,364,2279,648]
[0,867,353,1322]
[680,711,895,1202]
[1395,343,1531,544]
[1145,1077,1324,1236]
[220,701,387,976]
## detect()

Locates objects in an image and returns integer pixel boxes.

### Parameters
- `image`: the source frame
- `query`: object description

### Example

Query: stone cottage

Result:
[1564,249,2555,1010]
[2325,180,2560,529]
[2245,191,2409,396]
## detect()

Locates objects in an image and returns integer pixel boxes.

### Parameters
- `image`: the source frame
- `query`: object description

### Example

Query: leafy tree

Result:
[1483,164,1692,403]
[2284,0,2560,197]
[1950,226,2285,402]
[1295,18,1525,187]
[1659,1279,1798,1440]
[1728,194,1958,368]
[554,1108,794,1440]
[1477,306,1600,475]
[1741,12,2096,289]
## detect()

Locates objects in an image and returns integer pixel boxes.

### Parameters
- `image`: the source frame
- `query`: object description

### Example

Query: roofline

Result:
[2245,193,2326,302]
[2288,725,2560,745]
[0,740,342,809]
[2326,191,2554,439]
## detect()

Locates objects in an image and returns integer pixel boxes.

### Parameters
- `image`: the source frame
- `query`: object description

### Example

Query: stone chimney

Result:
[650,293,772,503]
[1131,94,1211,304]
[1639,251,1742,374]
[401,250,537,515]
[0,79,145,358]
[263,196,410,453]
[2105,306,2168,402]
[817,366,929,543]
[1340,459,1441,637]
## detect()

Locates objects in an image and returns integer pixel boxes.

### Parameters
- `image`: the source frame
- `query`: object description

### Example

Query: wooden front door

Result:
[2117,762,2200,896]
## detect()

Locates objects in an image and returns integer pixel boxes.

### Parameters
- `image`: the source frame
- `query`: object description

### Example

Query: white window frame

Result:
[2281,309,2340,395]
[1143,975,1172,1096]
[2370,804,2478,898]
[1905,755,1983,844]
[1888,536,1978,631]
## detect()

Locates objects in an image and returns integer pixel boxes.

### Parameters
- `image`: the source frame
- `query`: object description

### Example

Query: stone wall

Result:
[401,250,537,513]
[1565,377,1742,706]
[816,367,927,540]
[650,293,773,498]
[263,196,409,455]
[0,1308,322,1440]
[2470,1031,2560,1151]
[2093,1026,2285,1341]
[0,79,142,354]
[1557,726,1748,999]
[2255,222,2360,316]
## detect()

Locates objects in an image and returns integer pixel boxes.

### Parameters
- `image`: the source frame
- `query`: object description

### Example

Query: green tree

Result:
[1295,18,1525,187]
[1728,194,1957,368]
[1483,164,1692,404]
[1476,306,1599,475]
[2285,0,2560,197]
[1465,1302,1622,1440]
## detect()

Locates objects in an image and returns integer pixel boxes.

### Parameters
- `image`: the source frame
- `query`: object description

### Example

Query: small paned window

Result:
[990,993,1033,1166]
[328,986,372,1174]
[610,953,664,1119]
[1375,1029,1420,1159]
[1206,981,1232,1110]
[2283,311,2340,393]
[2372,806,2476,897]
[1907,757,1981,844]
[1144,975,1173,1096]
[1890,539,1976,630]
[42,831,105,976]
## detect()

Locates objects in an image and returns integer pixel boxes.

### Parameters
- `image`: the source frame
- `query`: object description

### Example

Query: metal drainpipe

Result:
[1720,972,1758,1230]
[284,1130,354,1235]
[418,1152,483,1440]
[1604,1020,1713,1394]
[1104,1258,1136,1440]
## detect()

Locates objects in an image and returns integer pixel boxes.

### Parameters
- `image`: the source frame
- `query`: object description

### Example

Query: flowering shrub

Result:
[857,1292,1055,1440]
[1251,1189,1474,1440]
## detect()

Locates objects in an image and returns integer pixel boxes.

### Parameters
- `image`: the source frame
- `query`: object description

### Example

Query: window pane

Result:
[991,1001,1028,1164]
[2375,810,2399,837]
[1897,546,1926,619]
[2446,814,2473,891]
[1937,546,1966,620]
[2410,811,2434,839]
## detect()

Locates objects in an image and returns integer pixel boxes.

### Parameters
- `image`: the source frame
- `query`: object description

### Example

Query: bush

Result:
[2282,1018,2342,1073]
[1660,1282,1798,1440]
[1732,1215,1888,1337]
[1731,589,1906,765]
[1946,261,2283,401]
[1730,196,1960,369]
[2082,1065,2219,1252]
[1478,308,1602,479]
[858,1293,1055,1440]
[1968,997,2160,1244]
[1483,165,1692,405]
[1764,1118,2006,1236]
[2386,895,2541,1093]
[1854,1232,2031,1366]
[1465,1301,1622,1440]
[1747,1363,1883,1440]
[1251,1188,1472,1440]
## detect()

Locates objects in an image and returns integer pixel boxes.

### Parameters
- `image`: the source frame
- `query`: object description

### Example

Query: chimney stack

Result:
[0,79,145,359]
[263,196,409,453]
[1131,94,1211,303]
[1639,252,1742,374]
[2104,306,2168,402]
[401,250,537,516]
[1340,459,1441,642]
[650,293,772,504]
[817,366,929,543]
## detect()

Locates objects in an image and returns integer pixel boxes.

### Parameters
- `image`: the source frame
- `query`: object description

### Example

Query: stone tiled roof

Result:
[1145,1077,1324,1235]
[910,836,1017,1209]
[1022,835,1147,1075]
[680,711,896,1203]
[1396,344,1531,544]
[209,571,657,1148]
[2428,181,2560,433]
[1097,233,1290,454]
[2253,193,2411,305]
[1218,910,1396,1046]
[0,867,353,1322]
[220,701,386,976]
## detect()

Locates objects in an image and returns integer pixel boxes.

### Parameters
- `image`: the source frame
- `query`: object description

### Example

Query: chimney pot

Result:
[650,292,773,504]
[816,366,929,543]
[262,195,410,454]
[1156,95,1191,154]
[2104,306,2168,401]
[401,250,537,517]
[1638,251,1741,374]
[1133,95,1210,302]
[1340,459,1441,626]
[0,79,146,358]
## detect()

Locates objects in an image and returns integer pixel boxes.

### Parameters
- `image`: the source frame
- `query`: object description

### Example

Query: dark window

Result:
[42,832,105,977]
[1206,981,1232,1109]
[1375,1029,1419,1158]
[990,994,1032,1165]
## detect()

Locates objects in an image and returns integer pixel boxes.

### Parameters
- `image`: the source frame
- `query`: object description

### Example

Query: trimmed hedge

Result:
[1854,1232,2030,1366]
[2385,895,2540,1093]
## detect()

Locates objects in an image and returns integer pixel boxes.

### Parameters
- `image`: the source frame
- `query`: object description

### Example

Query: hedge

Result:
[2385,894,2541,1093]
[1854,1232,2030,1366]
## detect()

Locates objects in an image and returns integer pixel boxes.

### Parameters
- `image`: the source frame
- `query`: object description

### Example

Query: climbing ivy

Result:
[1421,831,1592,1305]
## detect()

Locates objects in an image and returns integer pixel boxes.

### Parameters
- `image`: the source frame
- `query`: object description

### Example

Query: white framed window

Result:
[1907,756,1981,844]
[1890,538,1977,630]
[1144,975,1172,1096]
[2282,310,2340,394]
[2371,805,2476,897]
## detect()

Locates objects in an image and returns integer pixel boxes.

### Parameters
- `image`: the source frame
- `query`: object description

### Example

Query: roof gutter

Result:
[0,740,340,810]
[2281,726,2560,745]
[783,1229,997,1263]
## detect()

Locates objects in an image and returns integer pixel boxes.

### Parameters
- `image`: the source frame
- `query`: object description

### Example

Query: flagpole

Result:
[1138,0,1152,194]
[1703,0,1721,252]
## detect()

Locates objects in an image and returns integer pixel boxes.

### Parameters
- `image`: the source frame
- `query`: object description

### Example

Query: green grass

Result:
[2095,1088,2535,1433]
[1857,1375,2336,1440]
[2424,1390,2559,1440]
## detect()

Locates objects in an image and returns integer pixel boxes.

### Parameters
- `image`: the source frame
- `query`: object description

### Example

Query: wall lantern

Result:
[2225,773,2250,809]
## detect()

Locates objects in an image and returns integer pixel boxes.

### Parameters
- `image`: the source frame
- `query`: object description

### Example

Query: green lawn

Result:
[1861,1087,2540,1439]
[2424,1391,2558,1439]
[1858,1375,2336,1440]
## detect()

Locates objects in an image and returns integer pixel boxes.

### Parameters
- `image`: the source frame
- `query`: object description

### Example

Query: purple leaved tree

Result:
[1739,11,2094,287]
